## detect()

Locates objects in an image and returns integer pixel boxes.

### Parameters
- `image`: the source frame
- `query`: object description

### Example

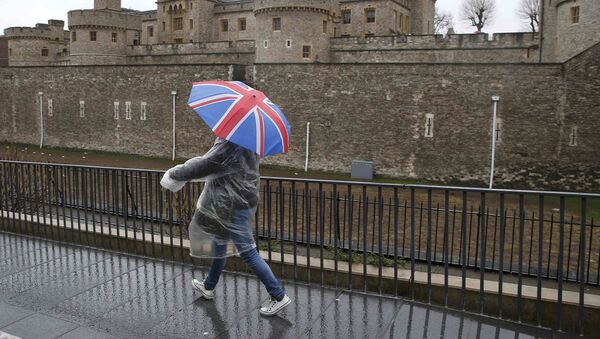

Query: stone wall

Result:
[0,64,233,159]
[0,37,8,67]
[1,50,599,191]
[331,33,541,63]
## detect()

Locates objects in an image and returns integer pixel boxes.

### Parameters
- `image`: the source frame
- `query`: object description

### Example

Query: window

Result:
[365,8,376,23]
[190,19,194,29]
[79,101,85,118]
[190,3,192,10]
[163,5,165,12]
[323,20,327,34]
[162,22,166,32]
[221,19,229,32]
[111,32,118,43]
[264,40,268,48]
[8,48,11,56]
[570,6,580,24]
[424,114,434,138]
[90,31,97,41]
[495,118,503,144]
[114,102,120,120]
[238,18,247,31]
[342,10,351,24]
[174,17,183,31]
[302,45,311,59]
[148,26,154,37]
[125,101,132,120]
[272,18,281,31]
[569,126,578,146]
[72,32,77,42]
[47,99,53,117]
[140,102,147,121]
[286,39,292,48]
[41,48,49,57]
[174,38,183,43]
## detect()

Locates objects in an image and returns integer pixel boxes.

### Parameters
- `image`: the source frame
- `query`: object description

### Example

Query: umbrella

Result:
[188,81,291,157]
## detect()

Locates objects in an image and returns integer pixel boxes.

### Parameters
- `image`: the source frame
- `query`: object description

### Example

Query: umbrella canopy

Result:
[188,81,291,157]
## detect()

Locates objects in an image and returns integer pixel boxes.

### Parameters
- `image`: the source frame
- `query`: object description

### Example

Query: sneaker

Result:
[259,294,291,316]
[191,279,215,300]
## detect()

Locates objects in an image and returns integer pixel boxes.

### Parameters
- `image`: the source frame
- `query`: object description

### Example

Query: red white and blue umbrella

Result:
[188,81,291,157]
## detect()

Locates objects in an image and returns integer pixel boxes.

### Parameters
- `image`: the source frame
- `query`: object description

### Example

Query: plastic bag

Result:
[160,138,260,258]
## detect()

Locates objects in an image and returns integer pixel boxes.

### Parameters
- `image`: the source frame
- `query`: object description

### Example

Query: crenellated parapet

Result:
[254,0,334,15]
[68,10,142,31]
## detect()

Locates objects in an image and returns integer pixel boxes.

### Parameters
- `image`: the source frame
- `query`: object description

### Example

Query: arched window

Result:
[179,4,183,12]
[41,47,49,57]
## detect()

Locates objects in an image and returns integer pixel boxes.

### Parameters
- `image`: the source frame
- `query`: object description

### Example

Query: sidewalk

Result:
[0,232,559,338]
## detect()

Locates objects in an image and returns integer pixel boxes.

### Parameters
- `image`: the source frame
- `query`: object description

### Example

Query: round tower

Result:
[541,0,600,62]
[68,9,142,65]
[409,0,435,34]
[4,20,66,66]
[254,0,336,63]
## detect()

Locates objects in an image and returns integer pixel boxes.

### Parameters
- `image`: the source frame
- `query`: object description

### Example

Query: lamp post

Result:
[38,92,44,149]
[489,96,500,189]
[171,90,177,161]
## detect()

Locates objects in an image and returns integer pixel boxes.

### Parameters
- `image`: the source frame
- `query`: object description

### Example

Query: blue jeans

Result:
[203,209,285,301]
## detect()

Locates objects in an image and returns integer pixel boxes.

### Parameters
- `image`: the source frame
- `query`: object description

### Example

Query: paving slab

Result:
[1,313,78,339]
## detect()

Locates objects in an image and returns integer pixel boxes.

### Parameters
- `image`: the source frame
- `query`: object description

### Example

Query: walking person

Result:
[161,137,291,316]
[160,80,291,315]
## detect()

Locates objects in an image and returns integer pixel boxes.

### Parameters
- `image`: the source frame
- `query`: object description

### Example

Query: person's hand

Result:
[160,168,186,192]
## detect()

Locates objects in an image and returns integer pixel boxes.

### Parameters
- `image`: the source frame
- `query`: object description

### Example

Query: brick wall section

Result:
[0,55,599,191]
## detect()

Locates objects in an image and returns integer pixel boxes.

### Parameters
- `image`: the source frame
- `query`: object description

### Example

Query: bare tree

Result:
[434,8,455,34]
[517,0,540,33]
[461,0,496,32]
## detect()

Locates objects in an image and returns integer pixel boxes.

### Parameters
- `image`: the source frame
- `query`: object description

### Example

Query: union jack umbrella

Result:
[188,81,291,157]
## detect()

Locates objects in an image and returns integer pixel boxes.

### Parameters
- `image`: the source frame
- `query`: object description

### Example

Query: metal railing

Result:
[0,160,598,335]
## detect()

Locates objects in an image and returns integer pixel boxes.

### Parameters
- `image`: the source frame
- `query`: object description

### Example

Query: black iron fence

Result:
[0,160,598,335]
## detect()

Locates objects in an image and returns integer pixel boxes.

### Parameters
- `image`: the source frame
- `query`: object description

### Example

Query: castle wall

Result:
[0,64,232,157]
[0,37,8,67]
[331,33,540,63]
[155,0,213,44]
[1,57,599,191]
[126,41,255,64]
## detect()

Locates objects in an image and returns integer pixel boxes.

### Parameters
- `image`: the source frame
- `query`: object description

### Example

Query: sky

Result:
[0,0,526,34]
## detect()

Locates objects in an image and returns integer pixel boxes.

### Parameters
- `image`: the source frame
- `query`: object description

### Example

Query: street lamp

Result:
[171,90,177,161]
[489,96,500,189]
[38,92,44,149]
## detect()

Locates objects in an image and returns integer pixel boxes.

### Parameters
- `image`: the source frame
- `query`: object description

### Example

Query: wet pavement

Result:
[0,231,560,338]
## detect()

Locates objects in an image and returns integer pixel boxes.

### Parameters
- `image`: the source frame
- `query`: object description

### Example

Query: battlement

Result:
[213,1,254,14]
[331,32,540,51]
[68,9,143,30]
[128,40,255,56]
[4,20,66,41]
[254,0,334,14]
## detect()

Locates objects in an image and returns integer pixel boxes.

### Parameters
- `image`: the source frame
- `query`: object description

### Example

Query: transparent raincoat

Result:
[160,138,260,258]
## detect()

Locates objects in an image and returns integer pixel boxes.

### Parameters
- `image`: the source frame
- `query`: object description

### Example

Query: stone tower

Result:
[4,20,68,66]
[68,4,142,65]
[94,0,121,10]
[410,0,436,34]
[541,0,600,62]
[254,0,336,63]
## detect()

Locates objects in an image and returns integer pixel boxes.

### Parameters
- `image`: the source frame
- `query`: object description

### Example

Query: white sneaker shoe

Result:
[259,294,291,316]
[191,279,215,300]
